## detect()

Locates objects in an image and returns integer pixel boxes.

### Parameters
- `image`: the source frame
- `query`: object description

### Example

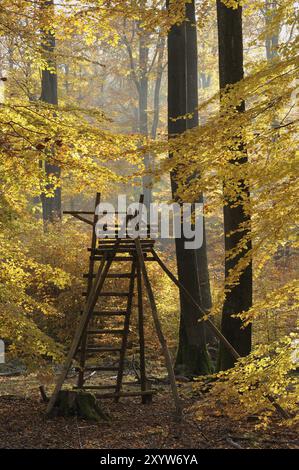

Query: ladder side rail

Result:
[78,192,101,387]
[136,256,149,402]
[47,230,126,415]
[46,254,108,414]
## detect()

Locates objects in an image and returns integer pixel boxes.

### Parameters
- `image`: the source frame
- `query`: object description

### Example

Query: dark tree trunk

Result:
[167,0,212,376]
[216,1,252,370]
[185,1,212,316]
[40,0,61,223]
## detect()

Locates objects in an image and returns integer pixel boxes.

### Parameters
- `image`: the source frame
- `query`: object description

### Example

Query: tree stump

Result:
[50,390,109,421]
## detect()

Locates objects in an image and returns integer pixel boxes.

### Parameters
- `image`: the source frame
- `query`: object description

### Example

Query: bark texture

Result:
[216,1,252,370]
[40,0,61,223]
[168,0,212,376]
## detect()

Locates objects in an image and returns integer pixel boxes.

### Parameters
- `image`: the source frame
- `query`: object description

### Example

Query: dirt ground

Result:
[0,375,298,449]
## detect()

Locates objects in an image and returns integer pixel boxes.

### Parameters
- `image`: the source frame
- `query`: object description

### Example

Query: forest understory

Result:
[0,375,298,450]
[1,0,298,453]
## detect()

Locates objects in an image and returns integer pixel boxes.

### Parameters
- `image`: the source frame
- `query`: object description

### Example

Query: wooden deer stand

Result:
[46,193,241,419]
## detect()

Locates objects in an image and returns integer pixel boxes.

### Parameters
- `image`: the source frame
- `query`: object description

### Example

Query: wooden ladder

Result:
[75,239,155,403]
[47,192,249,420]
[53,194,156,405]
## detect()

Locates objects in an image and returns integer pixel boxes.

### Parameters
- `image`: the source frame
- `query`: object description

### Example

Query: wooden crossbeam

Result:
[64,212,94,226]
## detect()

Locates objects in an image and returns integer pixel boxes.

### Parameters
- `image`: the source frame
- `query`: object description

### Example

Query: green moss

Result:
[54,390,109,422]
[175,342,213,378]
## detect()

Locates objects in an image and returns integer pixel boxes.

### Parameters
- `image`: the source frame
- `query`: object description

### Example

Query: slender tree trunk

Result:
[265,1,279,61]
[123,14,163,207]
[216,1,252,370]
[265,2,287,264]
[265,0,279,133]
[64,63,70,94]
[40,0,61,223]
[138,28,152,209]
[151,36,165,140]
[168,0,212,376]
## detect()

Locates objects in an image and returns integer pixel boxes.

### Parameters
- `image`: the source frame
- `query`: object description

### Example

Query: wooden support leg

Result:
[114,261,136,402]
[134,239,182,419]
[136,257,151,404]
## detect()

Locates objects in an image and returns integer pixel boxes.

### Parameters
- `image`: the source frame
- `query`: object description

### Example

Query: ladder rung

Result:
[92,248,153,254]
[92,310,128,316]
[80,347,122,352]
[99,292,131,296]
[82,291,131,297]
[83,273,133,279]
[91,256,156,262]
[76,366,119,372]
[107,273,134,278]
[64,210,127,215]
[91,245,154,251]
[94,391,154,399]
[94,240,155,246]
[98,239,156,245]
[87,329,125,334]
[63,210,94,215]
[95,224,152,228]
[74,382,141,390]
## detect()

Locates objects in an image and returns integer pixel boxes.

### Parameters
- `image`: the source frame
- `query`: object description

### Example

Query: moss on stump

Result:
[52,390,109,422]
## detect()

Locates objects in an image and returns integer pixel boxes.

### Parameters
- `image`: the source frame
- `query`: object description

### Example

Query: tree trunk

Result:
[40,0,61,223]
[167,0,212,377]
[151,36,165,139]
[123,13,164,208]
[185,0,212,318]
[265,1,279,61]
[216,1,252,370]
[138,27,152,210]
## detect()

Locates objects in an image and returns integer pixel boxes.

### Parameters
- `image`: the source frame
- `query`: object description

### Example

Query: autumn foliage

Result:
[0,0,298,428]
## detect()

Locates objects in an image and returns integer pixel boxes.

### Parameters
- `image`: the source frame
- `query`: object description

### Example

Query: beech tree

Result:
[40,0,61,223]
[216,0,252,369]
[122,14,166,208]
[168,0,212,376]
[0,0,297,428]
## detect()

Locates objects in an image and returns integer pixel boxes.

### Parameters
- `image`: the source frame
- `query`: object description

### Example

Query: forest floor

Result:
[0,374,298,449]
